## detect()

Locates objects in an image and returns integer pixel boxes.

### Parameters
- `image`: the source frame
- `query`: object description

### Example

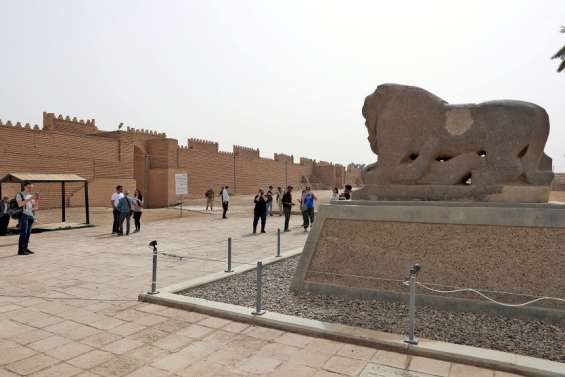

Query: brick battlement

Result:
[126,127,166,137]
[1,110,364,210]
[188,138,219,153]
[300,157,314,165]
[274,153,294,163]
[43,112,98,135]
[0,119,40,130]
[233,145,260,159]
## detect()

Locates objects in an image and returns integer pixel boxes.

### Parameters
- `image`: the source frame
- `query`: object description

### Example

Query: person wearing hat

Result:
[282,185,294,232]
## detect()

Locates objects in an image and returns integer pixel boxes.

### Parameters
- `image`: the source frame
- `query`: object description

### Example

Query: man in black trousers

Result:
[282,186,294,232]
[111,185,124,234]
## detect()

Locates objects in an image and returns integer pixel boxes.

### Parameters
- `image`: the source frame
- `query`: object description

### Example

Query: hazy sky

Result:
[1,1,564,169]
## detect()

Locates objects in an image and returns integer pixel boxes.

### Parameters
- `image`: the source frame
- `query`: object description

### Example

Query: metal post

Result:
[233,154,237,194]
[405,264,421,345]
[84,181,90,225]
[276,228,281,257]
[61,182,66,222]
[180,195,183,217]
[225,237,233,272]
[252,261,266,315]
[147,241,159,295]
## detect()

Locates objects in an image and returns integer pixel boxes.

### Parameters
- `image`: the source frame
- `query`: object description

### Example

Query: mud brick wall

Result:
[0,112,364,209]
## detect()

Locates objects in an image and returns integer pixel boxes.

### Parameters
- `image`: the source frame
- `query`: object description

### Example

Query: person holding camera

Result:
[16,182,39,255]
[282,185,294,232]
[252,188,268,234]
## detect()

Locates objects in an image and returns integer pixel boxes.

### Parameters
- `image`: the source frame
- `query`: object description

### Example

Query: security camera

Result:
[149,240,157,247]
[410,264,421,274]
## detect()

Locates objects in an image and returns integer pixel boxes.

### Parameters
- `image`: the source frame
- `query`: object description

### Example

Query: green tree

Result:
[552,26,565,72]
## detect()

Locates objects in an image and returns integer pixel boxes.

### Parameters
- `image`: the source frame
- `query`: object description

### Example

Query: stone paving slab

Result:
[0,209,529,376]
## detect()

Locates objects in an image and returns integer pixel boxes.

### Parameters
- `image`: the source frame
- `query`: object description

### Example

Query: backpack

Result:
[8,193,23,220]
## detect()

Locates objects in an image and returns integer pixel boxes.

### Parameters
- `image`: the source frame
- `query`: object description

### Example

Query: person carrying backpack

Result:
[16,182,39,255]
[117,190,133,236]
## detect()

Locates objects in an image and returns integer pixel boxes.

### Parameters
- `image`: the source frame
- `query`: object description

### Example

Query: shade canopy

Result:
[0,173,86,183]
[0,172,90,225]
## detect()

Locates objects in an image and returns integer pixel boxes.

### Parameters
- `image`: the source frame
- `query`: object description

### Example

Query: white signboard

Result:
[175,173,188,195]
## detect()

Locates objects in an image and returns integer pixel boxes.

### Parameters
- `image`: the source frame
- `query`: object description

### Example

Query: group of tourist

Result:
[250,184,355,234]
[111,185,144,236]
[330,184,353,201]
[203,186,231,219]
[252,185,292,233]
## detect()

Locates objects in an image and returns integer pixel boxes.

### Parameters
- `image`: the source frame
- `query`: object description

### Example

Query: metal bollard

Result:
[404,264,421,345]
[225,237,233,272]
[276,228,281,257]
[147,240,159,295]
[252,261,266,315]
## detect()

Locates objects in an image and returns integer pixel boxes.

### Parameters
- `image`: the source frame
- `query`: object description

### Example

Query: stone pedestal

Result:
[291,201,565,324]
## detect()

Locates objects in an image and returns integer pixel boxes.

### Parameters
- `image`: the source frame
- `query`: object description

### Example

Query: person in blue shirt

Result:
[117,190,133,236]
[302,186,317,231]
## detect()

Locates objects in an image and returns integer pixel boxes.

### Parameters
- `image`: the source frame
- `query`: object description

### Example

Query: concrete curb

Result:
[139,249,565,377]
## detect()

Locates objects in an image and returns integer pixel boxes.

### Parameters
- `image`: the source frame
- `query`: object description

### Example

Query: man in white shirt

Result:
[111,185,124,234]
[17,182,39,255]
[221,185,230,219]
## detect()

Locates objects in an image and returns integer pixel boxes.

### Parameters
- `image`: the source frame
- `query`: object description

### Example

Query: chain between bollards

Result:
[252,261,266,315]
[225,237,233,272]
[276,228,281,257]
[147,240,159,295]
[404,264,421,345]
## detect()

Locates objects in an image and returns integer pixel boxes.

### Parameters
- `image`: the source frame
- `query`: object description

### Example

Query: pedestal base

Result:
[291,201,565,324]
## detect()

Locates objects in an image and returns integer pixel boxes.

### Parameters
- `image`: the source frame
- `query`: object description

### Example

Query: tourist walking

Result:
[220,185,230,219]
[276,186,283,216]
[117,190,133,236]
[330,187,339,201]
[266,186,274,216]
[282,186,294,232]
[111,185,124,234]
[0,196,10,236]
[253,188,268,233]
[131,189,143,232]
[16,182,39,255]
[302,186,317,230]
[204,188,215,211]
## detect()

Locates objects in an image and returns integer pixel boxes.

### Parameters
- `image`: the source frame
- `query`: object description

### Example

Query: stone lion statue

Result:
[356,84,554,202]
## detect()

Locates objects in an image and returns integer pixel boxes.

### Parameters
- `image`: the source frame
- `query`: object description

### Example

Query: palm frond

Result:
[552,45,565,60]
[558,59,565,73]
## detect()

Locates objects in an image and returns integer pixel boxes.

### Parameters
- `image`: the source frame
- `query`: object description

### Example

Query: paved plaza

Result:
[0,203,523,376]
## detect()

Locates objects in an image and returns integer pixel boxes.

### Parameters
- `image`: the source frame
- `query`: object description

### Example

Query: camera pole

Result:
[147,240,159,295]
[405,264,421,345]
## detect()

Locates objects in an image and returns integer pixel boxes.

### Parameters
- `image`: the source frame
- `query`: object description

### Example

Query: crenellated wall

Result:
[0,111,364,210]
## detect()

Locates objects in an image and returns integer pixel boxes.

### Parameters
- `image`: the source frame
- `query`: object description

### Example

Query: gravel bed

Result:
[183,256,564,362]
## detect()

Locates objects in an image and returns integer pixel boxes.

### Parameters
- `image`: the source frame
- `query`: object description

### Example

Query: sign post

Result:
[175,173,188,217]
